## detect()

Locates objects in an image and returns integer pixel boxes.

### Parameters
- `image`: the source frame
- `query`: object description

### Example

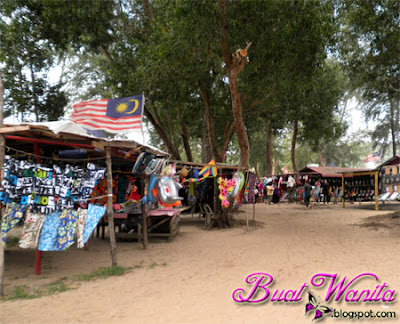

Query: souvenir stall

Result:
[170,160,247,228]
[298,166,370,203]
[0,121,169,278]
[339,170,379,210]
[376,155,400,203]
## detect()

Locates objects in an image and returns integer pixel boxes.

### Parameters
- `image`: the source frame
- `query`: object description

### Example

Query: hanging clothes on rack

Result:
[55,209,78,251]
[1,202,25,244]
[38,210,62,251]
[19,211,45,249]
[82,204,107,245]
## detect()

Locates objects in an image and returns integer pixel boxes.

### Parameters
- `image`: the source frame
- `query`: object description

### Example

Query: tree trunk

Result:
[199,85,218,160]
[216,122,235,162]
[319,152,327,167]
[29,61,39,121]
[229,75,250,167]
[266,121,273,176]
[143,106,181,160]
[291,119,299,182]
[389,100,397,156]
[319,143,327,166]
[202,118,212,163]
[180,121,193,162]
[219,0,251,168]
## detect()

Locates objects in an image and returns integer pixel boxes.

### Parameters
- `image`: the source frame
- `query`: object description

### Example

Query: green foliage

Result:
[337,0,400,154]
[0,1,67,122]
[45,278,70,294]
[73,266,130,281]
[0,0,396,168]
[2,285,42,301]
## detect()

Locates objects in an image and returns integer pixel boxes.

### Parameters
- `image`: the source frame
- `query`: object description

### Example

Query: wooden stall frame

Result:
[0,73,5,296]
[341,170,379,211]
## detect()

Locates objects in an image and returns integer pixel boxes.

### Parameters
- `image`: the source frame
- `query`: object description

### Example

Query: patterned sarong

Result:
[83,204,107,244]
[1,203,25,244]
[19,211,45,249]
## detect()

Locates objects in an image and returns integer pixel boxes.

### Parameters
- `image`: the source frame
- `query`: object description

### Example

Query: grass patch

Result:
[74,266,130,282]
[2,285,42,301]
[149,262,158,269]
[161,262,168,267]
[5,236,19,248]
[45,278,70,294]
[133,259,144,269]
[2,267,133,301]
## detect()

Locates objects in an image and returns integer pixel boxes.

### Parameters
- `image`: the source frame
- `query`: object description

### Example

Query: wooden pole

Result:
[33,143,42,275]
[342,174,345,208]
[105,147,117,266]
[0,73,5,296]
[141,174,148,249]
[375,171,379,211]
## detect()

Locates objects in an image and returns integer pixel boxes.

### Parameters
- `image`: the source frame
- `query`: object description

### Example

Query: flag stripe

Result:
[72,118,141,125]
[73,99,108,106]
[76,120,141,131]
[72,113,141,121]
[72,106,107,113]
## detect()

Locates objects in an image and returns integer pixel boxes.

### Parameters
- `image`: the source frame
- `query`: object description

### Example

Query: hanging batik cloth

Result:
[76,208,88,248]
[55,209,78,251]
[38,210,61,251]
[19,211,45,249]
[1,203,25,244]
[83,204,107,244]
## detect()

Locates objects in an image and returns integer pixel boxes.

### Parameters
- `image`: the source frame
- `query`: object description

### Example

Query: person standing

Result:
[322,179,330,204]
[314,179,321,204]
[266,183,274,205]
[287,175,296,201]
[304,180,313,209]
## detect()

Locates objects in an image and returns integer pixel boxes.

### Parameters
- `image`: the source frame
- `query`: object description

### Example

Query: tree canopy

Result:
[0,0,397,170]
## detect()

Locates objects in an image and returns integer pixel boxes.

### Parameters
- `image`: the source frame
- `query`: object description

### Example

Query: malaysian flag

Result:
[364,150,382,163]
[71,94,144,133]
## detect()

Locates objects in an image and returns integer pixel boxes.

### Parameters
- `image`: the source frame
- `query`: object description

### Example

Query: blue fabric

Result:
[39,210,61,251]
[83,204,107,244]
[1,203,25,243]
[55,209,78,251]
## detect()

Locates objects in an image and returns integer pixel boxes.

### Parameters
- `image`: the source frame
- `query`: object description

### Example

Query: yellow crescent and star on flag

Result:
[105,95,143,119]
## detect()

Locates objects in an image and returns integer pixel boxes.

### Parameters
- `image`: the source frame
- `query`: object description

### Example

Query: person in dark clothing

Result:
[303,181,312,209]
[272,185,280,204]
[322,180,330,204]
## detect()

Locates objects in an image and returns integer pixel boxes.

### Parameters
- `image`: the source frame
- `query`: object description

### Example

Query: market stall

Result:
[339,170,379,210]
[0,121,169,277]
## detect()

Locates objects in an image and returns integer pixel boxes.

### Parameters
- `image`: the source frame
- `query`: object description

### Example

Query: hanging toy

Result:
[230,172,244,198]
[218,176,236,208]
[199,160,217,178]
[156,176,182,208]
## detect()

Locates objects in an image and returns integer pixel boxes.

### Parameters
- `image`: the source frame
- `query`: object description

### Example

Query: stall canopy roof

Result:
[1,120,169,157]
[299,166,370,178]
[378,155,400,168]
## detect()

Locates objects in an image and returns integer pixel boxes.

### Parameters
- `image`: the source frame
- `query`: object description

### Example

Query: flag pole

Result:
[0,73,5,296]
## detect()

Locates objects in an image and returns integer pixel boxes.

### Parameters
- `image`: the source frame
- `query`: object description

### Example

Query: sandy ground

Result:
[0,202,399,324]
